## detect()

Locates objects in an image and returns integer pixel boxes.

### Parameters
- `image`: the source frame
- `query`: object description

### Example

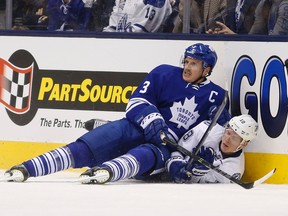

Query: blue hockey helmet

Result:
[184,43,218,71]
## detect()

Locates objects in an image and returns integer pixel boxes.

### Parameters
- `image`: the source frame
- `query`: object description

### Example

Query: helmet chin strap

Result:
[190,67,210,85]
[234,140,249,152]
[190,76,206,85]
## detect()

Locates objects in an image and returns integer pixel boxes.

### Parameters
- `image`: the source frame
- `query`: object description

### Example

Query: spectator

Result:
[88,0,115,32]
[47,0,94,31]
[0,1,5,9]
[12,0,48,30]
[208,0,288,35]
[249,0,288,35]
[225,0,261,34]
[103,0,173,32]
[162,0,180,32]
[173,0,228,34]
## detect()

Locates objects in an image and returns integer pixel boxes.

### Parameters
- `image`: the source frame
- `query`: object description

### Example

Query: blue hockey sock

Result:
[102,145,156,182]
[23,146,74,177]
[103,154,140,181]
[22,140,94,177]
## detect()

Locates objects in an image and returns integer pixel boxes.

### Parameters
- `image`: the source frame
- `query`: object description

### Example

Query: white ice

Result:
[0,170,287,216]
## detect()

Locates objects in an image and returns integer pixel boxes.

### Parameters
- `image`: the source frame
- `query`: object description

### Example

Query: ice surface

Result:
[0,170,287,216]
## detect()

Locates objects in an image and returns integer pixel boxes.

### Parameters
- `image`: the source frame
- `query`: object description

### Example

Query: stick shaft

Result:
[188,90,228,166]
[163,136,275,189]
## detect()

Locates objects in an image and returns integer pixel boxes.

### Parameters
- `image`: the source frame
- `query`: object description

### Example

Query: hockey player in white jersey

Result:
[166,114,259,183]
[103,0,173,32]
[4,43,229,183]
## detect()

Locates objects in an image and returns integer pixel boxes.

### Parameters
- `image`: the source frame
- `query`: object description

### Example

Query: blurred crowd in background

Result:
[0,0,287,35]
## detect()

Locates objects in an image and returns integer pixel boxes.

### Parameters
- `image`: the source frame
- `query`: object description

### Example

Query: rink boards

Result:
[0,33,287,183]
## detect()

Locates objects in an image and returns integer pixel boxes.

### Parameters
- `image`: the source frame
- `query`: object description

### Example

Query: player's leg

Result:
[5,119,144,182]
[80,144,170,184]
[4,139,95,182]
[80,118,145,164]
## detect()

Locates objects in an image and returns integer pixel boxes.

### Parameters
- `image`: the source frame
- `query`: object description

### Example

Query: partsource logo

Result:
[0,50,146,126]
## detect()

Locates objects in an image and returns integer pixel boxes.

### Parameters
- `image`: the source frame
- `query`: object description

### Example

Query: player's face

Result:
[182,57,208,83]
[220,128,243,154]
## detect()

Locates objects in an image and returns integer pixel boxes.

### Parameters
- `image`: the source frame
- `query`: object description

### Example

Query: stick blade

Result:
[253,168,276,187]
[242,168,276,189]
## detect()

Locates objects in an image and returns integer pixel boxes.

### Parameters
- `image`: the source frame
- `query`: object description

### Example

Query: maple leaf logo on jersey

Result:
[169,97,200,129]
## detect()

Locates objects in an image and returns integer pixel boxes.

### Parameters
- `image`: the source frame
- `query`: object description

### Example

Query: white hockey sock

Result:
[26,146,74,176]
[103,154,139,182]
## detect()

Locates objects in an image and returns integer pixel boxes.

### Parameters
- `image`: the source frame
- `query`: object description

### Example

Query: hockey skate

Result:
[4,164,30,182]
[79,166,113,184]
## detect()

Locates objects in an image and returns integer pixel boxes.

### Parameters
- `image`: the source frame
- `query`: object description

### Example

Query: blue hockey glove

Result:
[144,118,173,146]
[187,146,215,176]
[166,156,192,183]
[208,105,231,126]
[136,105,173,146]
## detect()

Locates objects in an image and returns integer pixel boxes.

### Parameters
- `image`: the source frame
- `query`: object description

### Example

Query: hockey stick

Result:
[162,136,276,189]
[84,118,110,131]
[0,175,104,184]
[187,90,229,166]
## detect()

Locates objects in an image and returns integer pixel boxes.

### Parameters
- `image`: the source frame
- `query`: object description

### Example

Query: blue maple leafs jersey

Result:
[126,64,229,141]
[47,0,92,31]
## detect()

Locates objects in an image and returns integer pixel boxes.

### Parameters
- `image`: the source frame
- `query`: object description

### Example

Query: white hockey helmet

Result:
[228,114,258,142]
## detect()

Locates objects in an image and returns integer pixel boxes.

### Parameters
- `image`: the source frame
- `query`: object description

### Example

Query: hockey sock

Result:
[23,146,74,177]
[102,154,140,182]
[66,140,95,168]
[102,145,156,181]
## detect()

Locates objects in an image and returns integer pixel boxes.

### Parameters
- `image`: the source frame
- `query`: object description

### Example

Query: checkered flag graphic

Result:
[0,58,33,113]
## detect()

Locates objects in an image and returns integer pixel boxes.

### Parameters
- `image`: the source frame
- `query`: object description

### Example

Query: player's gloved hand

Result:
[208,105,231,126]
[166,156,192,183]
[144,118,173,146]
[136,105,173,146]
[187,146,215,176]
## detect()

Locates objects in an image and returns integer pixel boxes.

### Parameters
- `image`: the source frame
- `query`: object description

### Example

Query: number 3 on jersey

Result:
[139,81,150,93]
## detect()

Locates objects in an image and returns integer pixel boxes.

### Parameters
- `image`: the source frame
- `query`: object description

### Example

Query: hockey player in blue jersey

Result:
[47,0,94,31]
[77,114,256,184]
[4,43,229,183]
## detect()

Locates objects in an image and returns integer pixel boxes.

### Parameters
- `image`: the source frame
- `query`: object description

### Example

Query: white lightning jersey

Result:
[103,0,172,32]
[175,120,245,183]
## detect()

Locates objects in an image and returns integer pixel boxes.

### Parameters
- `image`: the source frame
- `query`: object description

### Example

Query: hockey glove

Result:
[187,146,215,176]
[144,118,173,146]
[166,156,192,183]
[208,105,231,126]
[136,105,173,146]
